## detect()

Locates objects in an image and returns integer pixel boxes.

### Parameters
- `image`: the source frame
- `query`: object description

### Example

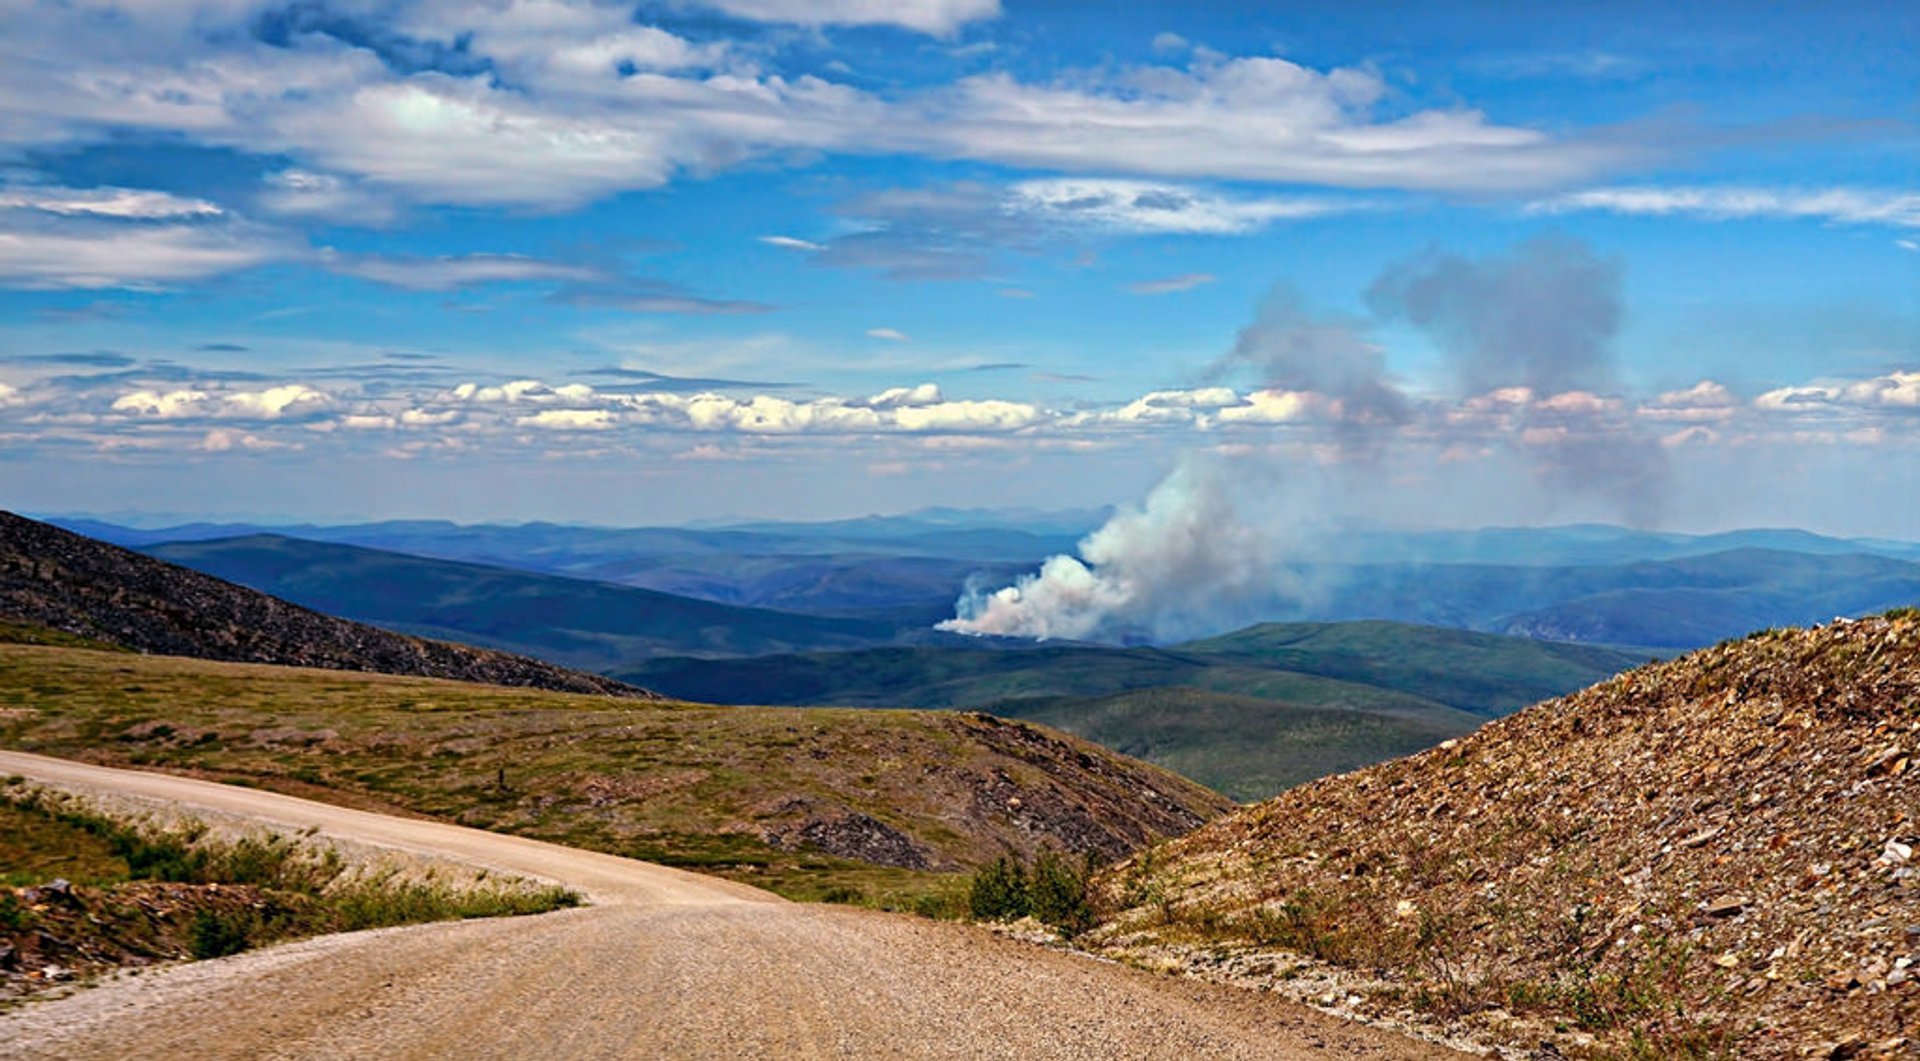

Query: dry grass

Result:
[0,643,1225,907]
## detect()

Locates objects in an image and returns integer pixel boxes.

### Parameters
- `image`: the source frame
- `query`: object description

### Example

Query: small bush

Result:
[0,890,28,930]
[1028,849,1097,936]
[967,856,1029,921]
[188,909,254,959]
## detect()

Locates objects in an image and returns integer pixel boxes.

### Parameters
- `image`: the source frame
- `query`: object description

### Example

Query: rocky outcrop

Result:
[0,511,653,699]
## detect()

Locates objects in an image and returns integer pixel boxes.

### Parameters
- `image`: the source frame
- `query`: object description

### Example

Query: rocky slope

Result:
[1091,612,1920,1059]
[0,512,649,699]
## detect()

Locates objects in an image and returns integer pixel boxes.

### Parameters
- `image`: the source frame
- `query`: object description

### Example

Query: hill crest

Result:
[0,512,651,699]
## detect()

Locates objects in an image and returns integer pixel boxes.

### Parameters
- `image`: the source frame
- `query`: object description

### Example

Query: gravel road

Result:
[0,750,1466,1060]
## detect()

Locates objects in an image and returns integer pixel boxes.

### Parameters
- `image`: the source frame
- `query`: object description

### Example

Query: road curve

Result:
[0,750,1466,1060]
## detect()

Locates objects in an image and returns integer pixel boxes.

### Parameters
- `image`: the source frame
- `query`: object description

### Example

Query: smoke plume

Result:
[1212,287,1411,454]
[1366,233,1622,395]
[943,234,1670,643]
[937,458,1298,641]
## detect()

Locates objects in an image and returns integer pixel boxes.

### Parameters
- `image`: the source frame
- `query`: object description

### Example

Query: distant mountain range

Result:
[32,512,1920,798]
[141,534,924,668]
[51,514,1920,648]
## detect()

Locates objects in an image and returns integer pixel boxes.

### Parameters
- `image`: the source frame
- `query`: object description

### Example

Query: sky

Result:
[0,0,1915,535]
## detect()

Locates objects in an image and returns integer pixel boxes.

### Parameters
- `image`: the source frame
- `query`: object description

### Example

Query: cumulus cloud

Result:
[111,384,332,420]
[1756,371,1920,413]
[1533,186,1920,229]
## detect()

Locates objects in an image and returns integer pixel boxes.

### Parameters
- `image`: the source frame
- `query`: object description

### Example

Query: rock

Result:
[1877,840,1913,865]
[0,940,15,969]
[40,964,70,982]
[1701,896,1747,919]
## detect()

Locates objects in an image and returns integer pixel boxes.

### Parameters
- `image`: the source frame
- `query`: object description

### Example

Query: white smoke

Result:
[938,458,1297,641]
[946,234,1664,644]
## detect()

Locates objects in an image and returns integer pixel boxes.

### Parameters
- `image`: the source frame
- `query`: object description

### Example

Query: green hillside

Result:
[999,687,1470,801]
[623,622,1644,799]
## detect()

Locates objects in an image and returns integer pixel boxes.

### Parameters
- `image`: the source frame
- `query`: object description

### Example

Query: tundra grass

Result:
[0,644,1222,904]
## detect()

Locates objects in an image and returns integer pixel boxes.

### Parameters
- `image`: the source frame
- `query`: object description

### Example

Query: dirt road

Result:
[0,750,1465,1060]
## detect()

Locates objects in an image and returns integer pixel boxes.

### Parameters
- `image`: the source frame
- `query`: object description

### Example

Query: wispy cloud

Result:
[0,185,222,220]
[866,327,910,341]
[697,0,1000,35]
[325,252,601,291]
[1011,179,1364,234]
[1127,272,1215,295]
[0,213,289,289]
[760,235,824,251]
[1532,186,1920,228]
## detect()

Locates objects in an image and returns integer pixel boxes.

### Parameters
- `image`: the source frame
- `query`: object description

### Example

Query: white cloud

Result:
[698,0,1000,34]
[1639,380,1741,422]
[866,327,910,342]
[863,383,941,407]
[924,58,1622,193]
[0,3,1627,210]
[257,169,398,226]
[1213,389,1319,425]
[1011,179,1360,234]
[760,235,824,251]
[0,214,287,289]
[1127,272,1216,295]
[1535,187,1920,229]
[0,185,222,219]
[327,252,601,290]
[111,384,331,420]
[520,408,618,430]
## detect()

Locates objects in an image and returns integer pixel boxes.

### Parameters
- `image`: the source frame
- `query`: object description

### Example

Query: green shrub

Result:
[188,909,254,959]
[1028,849,1097,936]
[967,856,1029,921]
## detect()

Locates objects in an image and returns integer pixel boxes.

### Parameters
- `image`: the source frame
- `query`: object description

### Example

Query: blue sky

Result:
[0,0,1915,534]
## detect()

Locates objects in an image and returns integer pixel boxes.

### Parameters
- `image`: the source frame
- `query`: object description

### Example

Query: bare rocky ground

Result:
[0,751,1462,1060]
[1089,614,1920,1059]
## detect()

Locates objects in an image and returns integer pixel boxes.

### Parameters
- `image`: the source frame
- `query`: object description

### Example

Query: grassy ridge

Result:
[0,643,1227,905]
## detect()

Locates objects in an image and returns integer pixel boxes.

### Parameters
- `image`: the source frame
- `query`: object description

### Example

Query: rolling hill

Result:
[0,640,1231,902]
[622,622,1647,800]
[0,512,645,698]
[1089,610,1920,1057]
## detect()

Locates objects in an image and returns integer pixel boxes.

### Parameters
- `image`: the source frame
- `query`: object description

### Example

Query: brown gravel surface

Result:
[0,751,1462,1060]
[1092,614,1920,1058]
